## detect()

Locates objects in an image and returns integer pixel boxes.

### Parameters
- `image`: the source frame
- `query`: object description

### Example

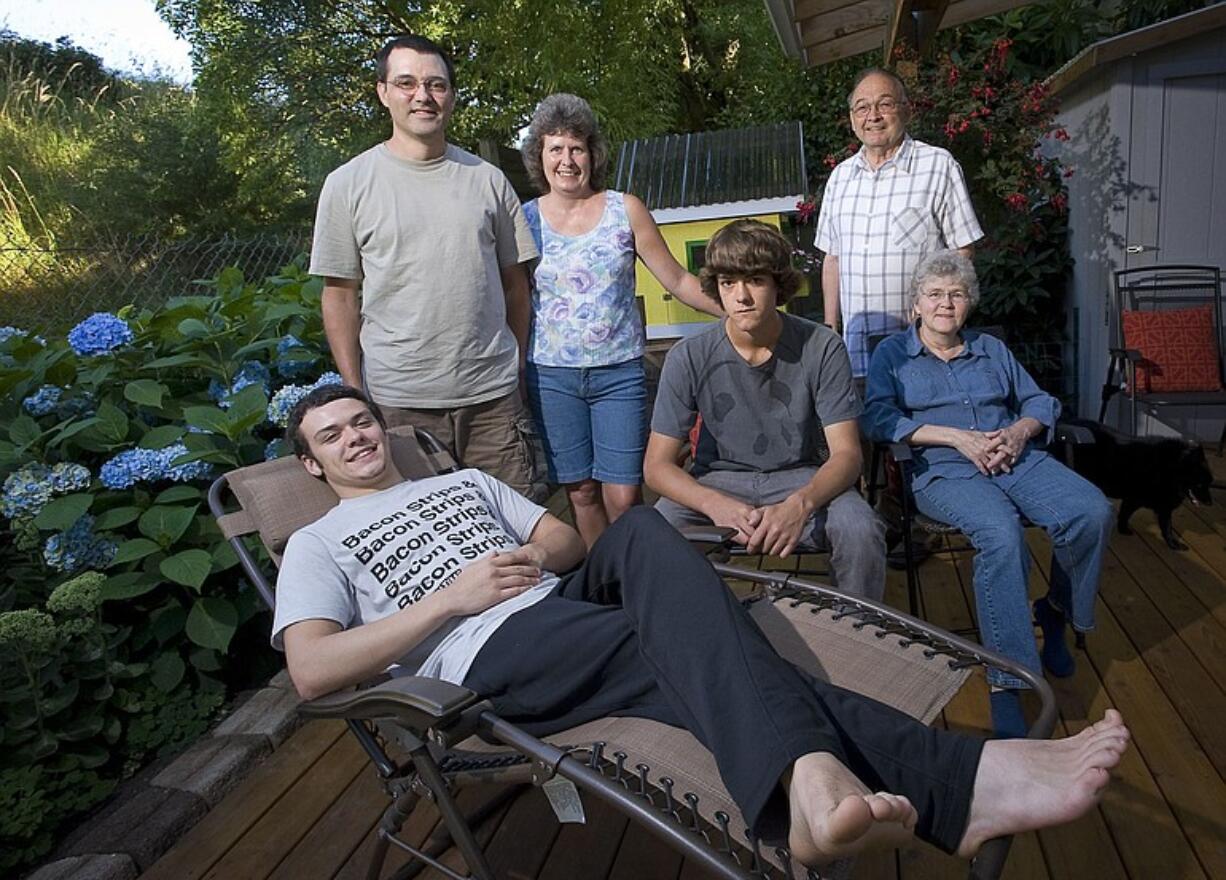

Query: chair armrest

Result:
[679,525,738,545]
[886,441,914,463]
[298,675,479,732]
[1054,422,1094,445]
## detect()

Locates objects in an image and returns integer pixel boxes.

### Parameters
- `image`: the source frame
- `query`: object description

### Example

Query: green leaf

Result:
[178,318,211,338]
[57,714,105,741]
[211,541,239,571]
[33,493,93,530]
[150,652,186,692]
[139,504,198,546]
[154,486,201,504]
[48,417,100,448]
[94,505,142,530]
[183,405,231,437]
[225,383,268,423]
[42,679,80,716]
[101,570,160,600]
[189,647,223,672]
[111,538,162,565]
[139,424,185,449]
[10,414,41,447]
[265,302,312,320]
[124,379,169,409]
[144,353,208,370]
[160,549,213,590]
[150,603,187,645]
[93,401,130,444]
[185,597,238,652]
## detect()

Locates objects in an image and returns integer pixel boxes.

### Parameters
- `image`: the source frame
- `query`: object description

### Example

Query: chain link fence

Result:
[0,234,312,332]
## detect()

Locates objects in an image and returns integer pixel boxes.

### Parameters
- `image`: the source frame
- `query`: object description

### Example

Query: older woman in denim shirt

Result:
[863,250,1112,737]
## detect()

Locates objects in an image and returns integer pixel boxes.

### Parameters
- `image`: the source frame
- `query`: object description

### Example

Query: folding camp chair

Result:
[208,426,1056,880]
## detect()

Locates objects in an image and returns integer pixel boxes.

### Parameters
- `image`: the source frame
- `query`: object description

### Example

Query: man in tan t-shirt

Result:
[310,33,542,498]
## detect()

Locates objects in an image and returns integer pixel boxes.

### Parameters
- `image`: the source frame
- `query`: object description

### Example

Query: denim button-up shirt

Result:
[862,324,1060,492]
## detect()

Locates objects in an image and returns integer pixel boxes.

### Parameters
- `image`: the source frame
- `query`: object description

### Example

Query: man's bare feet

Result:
[787,752,918,866]
[957,709,1130,858]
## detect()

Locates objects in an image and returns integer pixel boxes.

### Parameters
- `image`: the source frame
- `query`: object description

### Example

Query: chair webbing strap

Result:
[218,509,257,539]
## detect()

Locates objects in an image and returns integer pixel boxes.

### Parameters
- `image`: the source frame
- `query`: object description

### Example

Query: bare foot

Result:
[787,752,918,865]
[957,709,1130,857]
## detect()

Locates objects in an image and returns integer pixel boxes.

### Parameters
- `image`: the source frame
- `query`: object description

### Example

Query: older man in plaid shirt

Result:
[816,68,983,382]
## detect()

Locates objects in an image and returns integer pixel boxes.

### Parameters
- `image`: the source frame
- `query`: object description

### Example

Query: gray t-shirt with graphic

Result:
[651,313,861,472]
[272,469,555,685]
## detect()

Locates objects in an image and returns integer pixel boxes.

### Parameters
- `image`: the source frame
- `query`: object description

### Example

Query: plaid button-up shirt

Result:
[816,136,983,377]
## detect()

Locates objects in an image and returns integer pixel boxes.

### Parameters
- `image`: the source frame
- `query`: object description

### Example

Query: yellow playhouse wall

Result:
[635,213,808,334]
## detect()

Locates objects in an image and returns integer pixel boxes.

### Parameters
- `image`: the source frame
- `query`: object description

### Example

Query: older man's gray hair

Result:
[521,93,610,194]
[910,249,981,307]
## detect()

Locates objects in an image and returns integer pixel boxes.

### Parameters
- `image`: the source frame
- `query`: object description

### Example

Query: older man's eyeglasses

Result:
[385,76,451,96]
[851,97,904,118]
[921,289,970,304]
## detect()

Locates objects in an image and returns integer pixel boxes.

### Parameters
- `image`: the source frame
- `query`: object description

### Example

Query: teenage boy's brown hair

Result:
[698,219,803,307]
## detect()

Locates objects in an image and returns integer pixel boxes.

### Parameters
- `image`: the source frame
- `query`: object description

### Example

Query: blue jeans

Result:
[913,456,1112,689]
[525,358,647,485]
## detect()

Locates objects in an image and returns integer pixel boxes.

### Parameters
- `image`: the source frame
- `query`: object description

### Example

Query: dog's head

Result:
[1181,446,1214,506]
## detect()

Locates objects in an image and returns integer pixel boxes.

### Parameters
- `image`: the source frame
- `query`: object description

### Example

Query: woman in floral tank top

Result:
[521,94,721,546]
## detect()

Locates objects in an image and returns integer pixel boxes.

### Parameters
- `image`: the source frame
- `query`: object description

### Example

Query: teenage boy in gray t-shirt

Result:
[644,220,885,600]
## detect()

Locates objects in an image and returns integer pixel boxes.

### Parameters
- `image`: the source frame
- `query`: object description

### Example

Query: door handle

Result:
[1125,244,1153,254]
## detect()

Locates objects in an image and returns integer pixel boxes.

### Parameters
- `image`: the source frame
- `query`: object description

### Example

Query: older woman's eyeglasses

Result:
[385,76,450,96]
[920,288,970,304]
[851,97,905,118]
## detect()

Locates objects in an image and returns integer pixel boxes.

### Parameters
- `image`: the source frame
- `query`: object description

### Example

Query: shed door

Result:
[1126,66,1226,268]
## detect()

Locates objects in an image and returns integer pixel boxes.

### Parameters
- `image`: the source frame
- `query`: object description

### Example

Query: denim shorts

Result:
[525,358,647,485]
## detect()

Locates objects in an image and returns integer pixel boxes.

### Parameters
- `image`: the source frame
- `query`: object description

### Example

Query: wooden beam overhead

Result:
[884,1,917,64]
[788,0,1036,68]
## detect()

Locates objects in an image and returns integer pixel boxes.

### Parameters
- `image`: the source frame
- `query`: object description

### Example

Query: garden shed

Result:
[611,121,808,338]
[1047,3,1226,440]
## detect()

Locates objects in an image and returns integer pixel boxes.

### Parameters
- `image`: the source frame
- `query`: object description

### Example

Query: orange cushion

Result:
[1122,305,1223,393]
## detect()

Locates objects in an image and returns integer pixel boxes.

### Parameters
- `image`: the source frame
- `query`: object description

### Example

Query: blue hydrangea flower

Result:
[43,515,117,574]
[2,465,54,519]
[99,443,213,489]
[0,326,29,345]
[48,463,91,493]
[265,371,345,427]
[264,439,287,461]
[266,384,311,428]
[22,385,63,417]
[56,393,96,420]
[1,462,92,519]
[99,448,166,489]
[208,361,272,408]
[162,443,214,483]
[68,313,134,356]
[275,335,314,378]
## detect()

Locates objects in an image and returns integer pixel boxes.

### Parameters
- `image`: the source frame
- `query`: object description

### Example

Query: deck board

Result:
[141,480,1226,880]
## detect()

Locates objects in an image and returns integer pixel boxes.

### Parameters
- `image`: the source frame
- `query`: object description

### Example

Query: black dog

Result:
[1056,418,1214,550]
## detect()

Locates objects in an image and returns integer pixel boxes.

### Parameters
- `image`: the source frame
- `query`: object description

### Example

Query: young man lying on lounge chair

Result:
[272,384,1130,868]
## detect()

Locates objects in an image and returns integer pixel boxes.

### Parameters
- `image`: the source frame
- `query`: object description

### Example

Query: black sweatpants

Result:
[463,507,982,851]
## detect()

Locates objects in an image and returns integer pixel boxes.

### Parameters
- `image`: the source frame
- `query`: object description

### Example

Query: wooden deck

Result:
[142,460,1226,880]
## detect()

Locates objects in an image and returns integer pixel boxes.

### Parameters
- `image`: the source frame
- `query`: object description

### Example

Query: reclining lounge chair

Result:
[208,426,1056,880]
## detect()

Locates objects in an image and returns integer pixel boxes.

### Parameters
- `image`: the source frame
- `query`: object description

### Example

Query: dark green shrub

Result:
[0,262,332,870]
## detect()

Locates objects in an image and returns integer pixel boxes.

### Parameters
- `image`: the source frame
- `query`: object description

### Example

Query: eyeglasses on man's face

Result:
[850,97,905,118]
[384,76,451,97]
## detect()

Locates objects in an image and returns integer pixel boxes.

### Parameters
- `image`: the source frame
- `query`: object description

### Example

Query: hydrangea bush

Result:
[0,262,331,870]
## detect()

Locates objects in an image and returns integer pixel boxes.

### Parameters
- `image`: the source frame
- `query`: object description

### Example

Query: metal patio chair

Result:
[1099,265,1226,450]
[208,426,1055,880]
